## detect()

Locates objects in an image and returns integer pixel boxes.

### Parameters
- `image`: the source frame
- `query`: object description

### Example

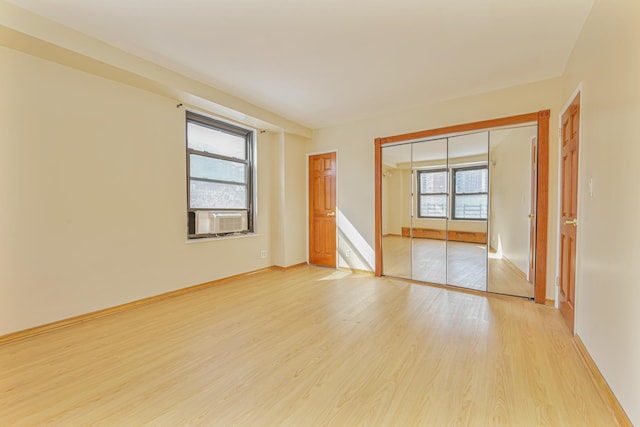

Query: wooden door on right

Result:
[559,93,581,333]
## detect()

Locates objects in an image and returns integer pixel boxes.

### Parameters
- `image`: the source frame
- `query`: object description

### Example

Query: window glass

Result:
[420,195,448,217]
[455,168,488,193]
[453,167,488,220]
[420,170,448,193]
[189,180,247,209]
[418,169,448,218]
[187,122,246,159]
[454,194,488,219]
[189,154,246,184]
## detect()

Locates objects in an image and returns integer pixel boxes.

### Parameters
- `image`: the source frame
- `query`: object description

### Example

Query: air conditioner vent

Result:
[216,212,246,233]
[195,211,247,235]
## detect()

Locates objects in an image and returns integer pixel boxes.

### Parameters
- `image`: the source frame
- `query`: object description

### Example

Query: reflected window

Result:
[417,169,448,218]
[452,166,488,220]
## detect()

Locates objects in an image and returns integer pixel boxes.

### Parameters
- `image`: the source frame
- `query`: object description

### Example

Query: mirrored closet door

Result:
[411,138,448,285]
[487,125,538,298]
[446,132,488,291]
[381,143,412,280]
[381,132,489,292]
[378,117,545,300]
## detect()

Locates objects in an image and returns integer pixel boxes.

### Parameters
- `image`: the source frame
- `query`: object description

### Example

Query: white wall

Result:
[311,79,561,295]
[560,0,640,423]
[0,44,304,336]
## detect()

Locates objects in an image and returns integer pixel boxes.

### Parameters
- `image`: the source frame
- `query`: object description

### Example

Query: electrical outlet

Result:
[346,249,352,258]
[260,249,267,258]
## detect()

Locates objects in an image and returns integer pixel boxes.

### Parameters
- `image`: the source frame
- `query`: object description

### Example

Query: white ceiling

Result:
[8,0,594,129]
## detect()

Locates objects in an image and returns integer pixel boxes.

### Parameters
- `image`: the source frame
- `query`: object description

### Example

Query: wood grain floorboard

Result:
[0,265,619,426]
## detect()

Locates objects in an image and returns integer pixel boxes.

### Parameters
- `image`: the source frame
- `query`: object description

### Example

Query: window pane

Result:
[190,154,246,183]
[455,168,488,193]
[187,122,246,159]
[454,194,488,219]
[420,170,448,193]
[420,195,448,217]
[190,180,247,209]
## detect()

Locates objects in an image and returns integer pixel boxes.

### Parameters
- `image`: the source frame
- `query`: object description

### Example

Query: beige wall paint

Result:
[270,132,310,268]
[311,79,561,297]
[0,46,292,336]
[269,133,286,267]
[282,134,309,267]
[560,0,640,423]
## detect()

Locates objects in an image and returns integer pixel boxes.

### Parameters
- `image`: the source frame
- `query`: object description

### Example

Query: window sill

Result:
[185,232,259,244]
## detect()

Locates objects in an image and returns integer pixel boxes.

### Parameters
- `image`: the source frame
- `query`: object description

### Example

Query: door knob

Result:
[327,211,336,217]
[528,214,535,219]
[564,218,577,226]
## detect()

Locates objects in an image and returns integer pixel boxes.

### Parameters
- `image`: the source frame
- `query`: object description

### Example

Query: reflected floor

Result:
[381,235,534,298]
[487,249,534,298]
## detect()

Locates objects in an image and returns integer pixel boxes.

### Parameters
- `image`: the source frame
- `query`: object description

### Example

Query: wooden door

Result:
[528,136,538,282]
[559,93,580,332]
[309,152,337,267]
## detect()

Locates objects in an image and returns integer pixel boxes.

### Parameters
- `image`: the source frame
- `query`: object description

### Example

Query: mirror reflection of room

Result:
[381,133,489,292]
[381,124,538,299]
[445,133,488,291]
[381,143,412,280]
[410,138,448,285]
[487,125,538,298]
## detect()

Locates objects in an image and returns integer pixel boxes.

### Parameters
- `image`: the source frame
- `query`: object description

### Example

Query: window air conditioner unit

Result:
[195,211,248,235]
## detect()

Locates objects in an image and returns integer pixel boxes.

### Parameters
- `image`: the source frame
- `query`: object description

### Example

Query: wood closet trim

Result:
[374,110,550,304]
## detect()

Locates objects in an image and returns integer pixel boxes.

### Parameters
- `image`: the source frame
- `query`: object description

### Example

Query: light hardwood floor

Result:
[0,266,619,425]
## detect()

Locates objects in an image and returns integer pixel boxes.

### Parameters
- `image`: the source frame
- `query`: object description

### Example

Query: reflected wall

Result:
[381,144,411,279]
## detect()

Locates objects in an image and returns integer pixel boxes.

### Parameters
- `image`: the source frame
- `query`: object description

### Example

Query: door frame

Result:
[375,110,550,303]
[556,85,583,326]
[306,150,339,267]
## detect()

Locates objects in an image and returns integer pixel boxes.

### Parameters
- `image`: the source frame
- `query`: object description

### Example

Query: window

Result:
[452,166,488,220]
[186,112,254,237]
[417,169,448,218]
